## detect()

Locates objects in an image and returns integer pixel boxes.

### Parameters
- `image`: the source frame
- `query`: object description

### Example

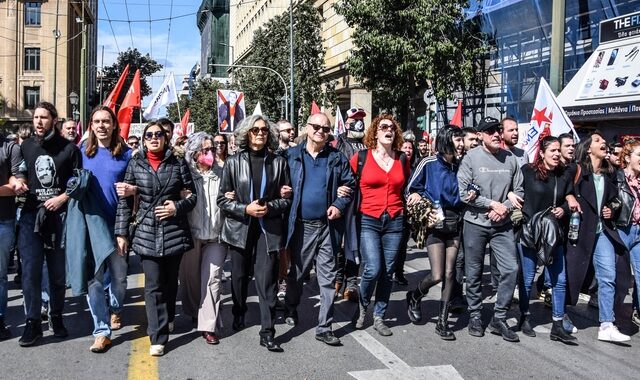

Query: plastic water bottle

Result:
[433,200,444,229]
[568,212,580,244]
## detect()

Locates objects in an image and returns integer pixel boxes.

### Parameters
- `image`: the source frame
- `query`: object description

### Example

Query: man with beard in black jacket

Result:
[17,102,81,347]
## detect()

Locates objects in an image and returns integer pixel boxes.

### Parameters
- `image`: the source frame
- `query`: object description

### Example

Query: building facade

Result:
[198,0,230,80]
[0,0,97,127]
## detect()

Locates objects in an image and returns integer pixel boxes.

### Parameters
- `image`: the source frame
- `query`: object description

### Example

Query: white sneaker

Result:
[598,325,630,342]
[563,314,578,334]
[149,344,164,356]
[168,322,174,333]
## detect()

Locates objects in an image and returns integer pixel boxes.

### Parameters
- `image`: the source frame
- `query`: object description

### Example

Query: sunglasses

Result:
[144,131,165,140]
[201,147,213,153]
[378,123,397,132]
[128,141,139,146]
[483,126,503,135]
[308,123,331,134]
[213,141,227,146]
[250,127,270,135]
[279,128,294,134]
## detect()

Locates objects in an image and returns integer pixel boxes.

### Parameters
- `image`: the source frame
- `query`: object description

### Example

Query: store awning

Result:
[558,11,640,122]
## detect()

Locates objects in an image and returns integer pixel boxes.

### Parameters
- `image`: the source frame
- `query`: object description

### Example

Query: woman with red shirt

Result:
[351,114,409,336]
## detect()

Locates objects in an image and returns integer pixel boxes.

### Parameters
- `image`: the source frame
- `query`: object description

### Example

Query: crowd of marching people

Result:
[1,101,639,357]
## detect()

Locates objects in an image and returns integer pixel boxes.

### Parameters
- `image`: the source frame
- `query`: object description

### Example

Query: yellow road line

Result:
[127,273,158,380]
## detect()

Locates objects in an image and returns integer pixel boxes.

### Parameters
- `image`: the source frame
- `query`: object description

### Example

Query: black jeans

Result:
[140,254,182,345]
[229,221,279,338]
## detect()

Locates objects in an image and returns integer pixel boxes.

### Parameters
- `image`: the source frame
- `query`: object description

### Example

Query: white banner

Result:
[143,72,179,120]
[523,77,580,162]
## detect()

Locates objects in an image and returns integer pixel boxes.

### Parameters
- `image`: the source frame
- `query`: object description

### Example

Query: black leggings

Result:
[417,231,460,304]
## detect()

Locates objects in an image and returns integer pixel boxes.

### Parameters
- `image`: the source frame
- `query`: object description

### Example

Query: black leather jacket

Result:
[217,148,291,252]
[614,169,636,227]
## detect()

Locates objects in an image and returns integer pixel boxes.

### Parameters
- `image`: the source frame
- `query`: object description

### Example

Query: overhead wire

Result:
[124,0,135,47]
[162,0,174,78]
[100,0,120,54]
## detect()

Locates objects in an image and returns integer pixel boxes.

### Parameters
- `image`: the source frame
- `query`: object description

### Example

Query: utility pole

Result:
[289,0,295,125]
[79,0,87,129]
[52,0,60,107]
[549,0,566,94]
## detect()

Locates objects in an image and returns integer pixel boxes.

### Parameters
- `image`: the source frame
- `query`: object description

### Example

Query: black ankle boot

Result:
[435,301,455,340]
[550,320,577,344]
[406,289,424,323]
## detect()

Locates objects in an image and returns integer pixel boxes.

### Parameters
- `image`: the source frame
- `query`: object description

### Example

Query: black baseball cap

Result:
[477,116,500,132]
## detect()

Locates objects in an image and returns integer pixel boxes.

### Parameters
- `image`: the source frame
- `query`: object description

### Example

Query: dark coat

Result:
[565,164,627,305]
[114,149,197,257]
[217,149,291,252]
[65,169,116,296]
[283,142,355,249]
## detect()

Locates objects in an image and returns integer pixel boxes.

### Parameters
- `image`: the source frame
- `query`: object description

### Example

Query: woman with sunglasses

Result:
[517,136,576,344]
[115,122,197,356]
[405,125,464,340]
[217,115,291,352]
[178,132,228,345]
[351,114,410,336]
[566,131,630,343]
[213,134,229,176]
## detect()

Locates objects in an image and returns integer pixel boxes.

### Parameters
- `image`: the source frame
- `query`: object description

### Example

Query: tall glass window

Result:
[25,2,42,26]
[24,48,40,71]
[24,87,40,109]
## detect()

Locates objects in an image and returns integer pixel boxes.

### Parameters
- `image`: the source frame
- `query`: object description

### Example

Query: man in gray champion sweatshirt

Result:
[457,116,524,343]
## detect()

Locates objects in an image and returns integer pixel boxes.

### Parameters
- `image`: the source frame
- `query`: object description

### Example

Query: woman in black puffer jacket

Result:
[115,122,196,356]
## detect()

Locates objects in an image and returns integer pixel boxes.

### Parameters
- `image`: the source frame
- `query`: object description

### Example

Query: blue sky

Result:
[97,0,202,106]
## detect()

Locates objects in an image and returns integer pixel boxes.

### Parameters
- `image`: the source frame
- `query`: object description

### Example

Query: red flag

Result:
[103,64,130,113]
[311,101,321,114]
[450,99,463,128]
[179,108,190,137]
[117,69,141,139]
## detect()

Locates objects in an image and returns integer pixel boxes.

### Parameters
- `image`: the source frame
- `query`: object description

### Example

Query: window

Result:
[24,48,40,71]
[24,87,40,110]
[25,2,42,26]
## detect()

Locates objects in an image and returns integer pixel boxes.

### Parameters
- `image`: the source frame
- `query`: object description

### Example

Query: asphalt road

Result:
[1,247,639,380]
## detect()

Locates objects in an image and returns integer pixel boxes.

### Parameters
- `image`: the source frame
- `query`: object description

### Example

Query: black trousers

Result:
[230,221,279,338]
[141,254,182,345]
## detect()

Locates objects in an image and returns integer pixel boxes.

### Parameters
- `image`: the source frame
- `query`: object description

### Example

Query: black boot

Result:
[550,320,577,344]
[406,289,425,323]
[435,302,455,340]
[518,314,536,337]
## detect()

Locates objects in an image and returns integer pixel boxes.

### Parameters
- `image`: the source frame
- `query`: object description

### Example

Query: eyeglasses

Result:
[279,128,294,134]
[144,131,165,140]
[250,127,270,135]
[483,127,503,135]
[213,141,227,146]
[128,141,139,147]
[201,147,213,153]
[308,123,331,134]
[377,123,397,132]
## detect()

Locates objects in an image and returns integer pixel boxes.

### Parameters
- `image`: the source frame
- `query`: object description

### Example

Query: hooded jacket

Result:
[187,165,223,241]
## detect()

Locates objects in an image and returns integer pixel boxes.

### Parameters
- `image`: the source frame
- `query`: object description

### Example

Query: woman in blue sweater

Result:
[404,125,464,340]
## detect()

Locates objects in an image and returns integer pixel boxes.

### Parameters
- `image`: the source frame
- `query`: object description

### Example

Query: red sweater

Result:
[350,150,407,218]
[147,150,164,171]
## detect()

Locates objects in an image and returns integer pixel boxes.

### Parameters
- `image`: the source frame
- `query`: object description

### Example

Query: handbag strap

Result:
[553,175,557,208]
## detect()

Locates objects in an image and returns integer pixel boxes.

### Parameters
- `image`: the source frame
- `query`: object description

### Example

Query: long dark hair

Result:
[575,131,614,175]
[141,121,169,153]
[85,105,126,158]
[531,136,562,181]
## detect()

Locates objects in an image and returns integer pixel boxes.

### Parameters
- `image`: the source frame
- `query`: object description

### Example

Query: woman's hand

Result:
[551,207,565,219]
[566,194,582,213]
[246,200,267,218]
[280,185,293,199]
[155,200,177,220]
[337,186,352,198]
[180,189,192,199]
[116,236,128,257]
[225,191,235,200]
[602,206,612,220]
[507,192,524,210]
[407,193,422,206]
[115,182,137,197]
[465,190,477,202]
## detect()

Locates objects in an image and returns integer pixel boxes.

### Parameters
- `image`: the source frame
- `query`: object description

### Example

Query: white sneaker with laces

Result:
[598,325,630,342]
[563,314,578,334]
[149,344,165,356]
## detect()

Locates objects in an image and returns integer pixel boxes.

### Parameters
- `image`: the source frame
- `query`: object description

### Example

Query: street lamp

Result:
[69,91,79,121]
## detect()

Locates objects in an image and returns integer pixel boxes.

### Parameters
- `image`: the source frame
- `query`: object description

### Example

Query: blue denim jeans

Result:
[0,219,15,318]
[519,244,567,319]
[592,233,617,323]
[87,252,128,338]
[18,211,66,320]
[617,224,640,311]
[359,212,404,317]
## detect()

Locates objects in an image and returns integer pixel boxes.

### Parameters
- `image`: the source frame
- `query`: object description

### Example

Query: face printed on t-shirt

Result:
[35,155,56,188]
